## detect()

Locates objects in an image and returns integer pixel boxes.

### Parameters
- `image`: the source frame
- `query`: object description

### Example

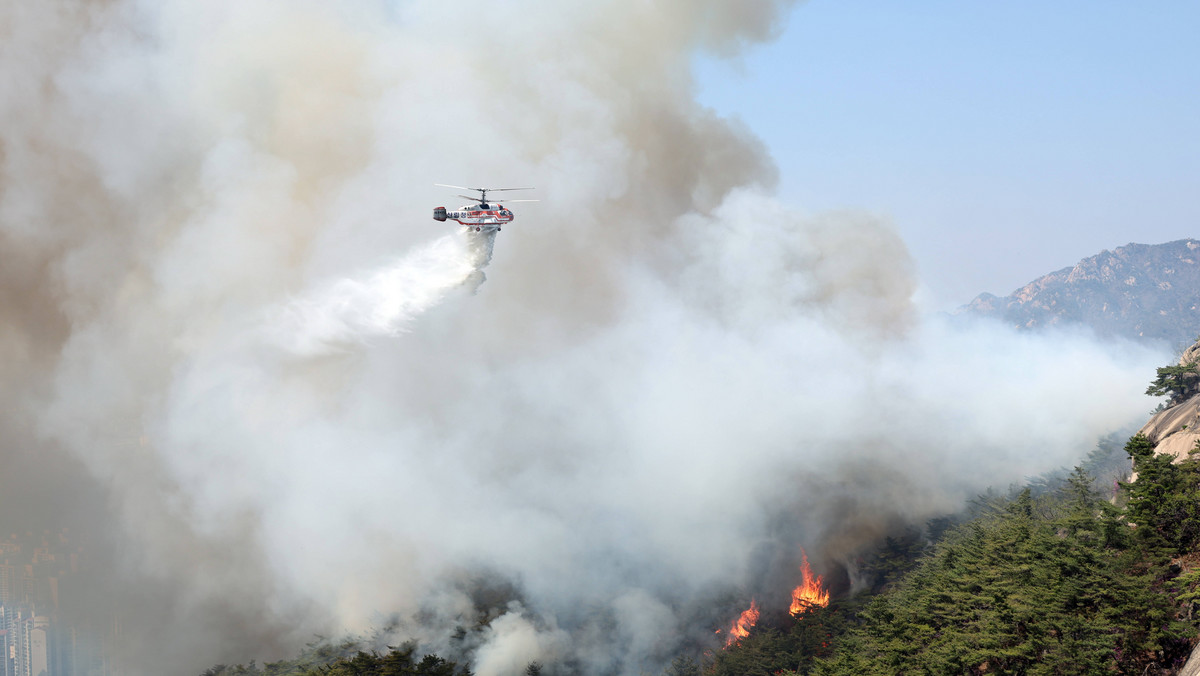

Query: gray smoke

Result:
[0,1,1169,674]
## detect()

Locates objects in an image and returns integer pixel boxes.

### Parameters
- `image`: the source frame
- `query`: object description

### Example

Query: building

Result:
[2,606,48,676]
[0,534,112,676]
[0,565,19,606]
[1,627,12,676]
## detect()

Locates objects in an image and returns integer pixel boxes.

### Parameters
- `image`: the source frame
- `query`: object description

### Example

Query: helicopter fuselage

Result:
[433,203,515,233]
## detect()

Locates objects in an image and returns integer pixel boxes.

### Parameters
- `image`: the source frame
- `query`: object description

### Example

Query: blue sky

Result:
[695,0,1200,309]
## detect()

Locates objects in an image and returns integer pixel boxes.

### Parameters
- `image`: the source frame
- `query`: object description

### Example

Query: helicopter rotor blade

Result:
[435,184,533,193]
[498,199,540,203]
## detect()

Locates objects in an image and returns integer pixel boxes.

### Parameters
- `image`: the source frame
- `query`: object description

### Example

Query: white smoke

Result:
[0,1,1172,675]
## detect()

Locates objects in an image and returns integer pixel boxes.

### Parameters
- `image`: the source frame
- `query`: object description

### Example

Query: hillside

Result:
[960,239,1200,347]
[716,340,1200,675]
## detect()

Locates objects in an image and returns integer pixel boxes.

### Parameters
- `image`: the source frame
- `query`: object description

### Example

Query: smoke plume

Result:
[0,1,1168,674]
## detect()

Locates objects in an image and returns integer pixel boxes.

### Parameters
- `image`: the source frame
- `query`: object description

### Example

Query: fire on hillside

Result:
[719,548,830,648]
[789,550,831,615]
[722,599,761,647]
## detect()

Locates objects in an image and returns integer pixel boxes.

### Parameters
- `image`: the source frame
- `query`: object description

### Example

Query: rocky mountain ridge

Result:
[960,238,1200,347]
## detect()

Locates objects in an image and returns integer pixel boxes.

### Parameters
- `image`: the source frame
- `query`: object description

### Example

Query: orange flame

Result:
[723,599,760,647]
[789,550,830,615]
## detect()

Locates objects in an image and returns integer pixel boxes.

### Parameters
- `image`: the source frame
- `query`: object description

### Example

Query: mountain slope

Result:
[960,239,1200,346]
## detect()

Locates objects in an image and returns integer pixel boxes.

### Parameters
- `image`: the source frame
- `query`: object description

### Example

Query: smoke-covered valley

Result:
[0,1,1172,674]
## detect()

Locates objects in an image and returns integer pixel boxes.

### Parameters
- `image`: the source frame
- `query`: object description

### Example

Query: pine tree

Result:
[1146,364,1198,401]
[813,469,1195,675]
[1121,434,1200,553]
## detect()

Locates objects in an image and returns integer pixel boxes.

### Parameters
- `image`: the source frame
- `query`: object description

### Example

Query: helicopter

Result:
[432,184,537,233]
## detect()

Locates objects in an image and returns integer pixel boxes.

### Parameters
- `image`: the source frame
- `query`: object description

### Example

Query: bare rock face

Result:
[1182,340,1200,367]
[1139,340,1200,461]
[1139,397,1200,462]
[1182,641,1200,676]
[960,239,1200,348]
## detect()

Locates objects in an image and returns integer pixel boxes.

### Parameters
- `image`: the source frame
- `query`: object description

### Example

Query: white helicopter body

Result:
[432,185,536,233]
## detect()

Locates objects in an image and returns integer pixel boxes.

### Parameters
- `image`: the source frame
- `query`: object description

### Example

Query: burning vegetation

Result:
[722,600,760,647]
[789,550,830,616]
[720,548,829,649]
